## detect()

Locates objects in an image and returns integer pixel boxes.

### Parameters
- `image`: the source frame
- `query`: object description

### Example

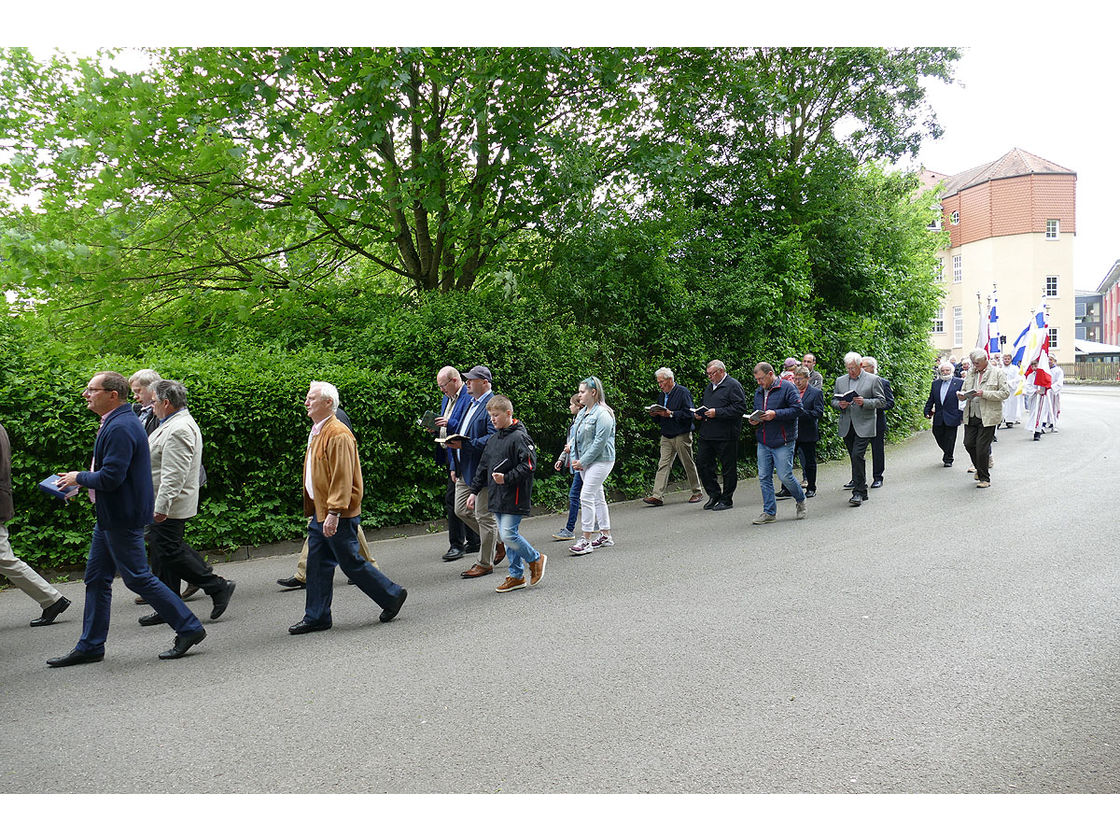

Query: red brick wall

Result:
[942,174,1076,247]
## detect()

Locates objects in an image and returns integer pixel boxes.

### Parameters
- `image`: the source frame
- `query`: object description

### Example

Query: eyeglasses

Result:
[82,387,109,394]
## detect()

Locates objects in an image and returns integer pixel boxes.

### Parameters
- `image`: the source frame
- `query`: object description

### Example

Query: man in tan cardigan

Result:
[289,381,407,634]
[957,349,1010,489]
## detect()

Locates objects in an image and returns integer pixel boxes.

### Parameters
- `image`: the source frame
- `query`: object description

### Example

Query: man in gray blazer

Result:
[139,379,235,626]
[832,351,886,507]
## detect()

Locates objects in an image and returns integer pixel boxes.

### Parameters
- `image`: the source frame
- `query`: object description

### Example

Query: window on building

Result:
[936,257,943,281]
[1046,219,1060,240]
[932,307,945,334]
[1045,275,1059,297]
[953,255,962,284]
[950,211,960,225]
[1048,327,1059,349]
[953,306,963,346]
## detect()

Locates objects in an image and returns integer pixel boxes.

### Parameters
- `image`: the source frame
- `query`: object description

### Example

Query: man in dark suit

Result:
[924,361,964,467]
[447,365,501,578]
[693,359,747,511]
[860,357,895,489]
[51,372,206,666]
[433,366,478,561]
[787,366,824,498]
[128,369,163,436]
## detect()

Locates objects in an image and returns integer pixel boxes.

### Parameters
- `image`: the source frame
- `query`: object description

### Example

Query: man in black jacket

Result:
[693,360,748,511]
[643,367,703,507]
[466,395,546,593]
[860,357,895,489]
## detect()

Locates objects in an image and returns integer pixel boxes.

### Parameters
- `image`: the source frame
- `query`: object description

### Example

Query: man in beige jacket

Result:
[288,381,406,634]
[957,349,1010,489]
[138,379,235,626]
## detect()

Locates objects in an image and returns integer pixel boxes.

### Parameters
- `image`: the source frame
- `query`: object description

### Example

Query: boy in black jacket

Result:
[466,395,546,592]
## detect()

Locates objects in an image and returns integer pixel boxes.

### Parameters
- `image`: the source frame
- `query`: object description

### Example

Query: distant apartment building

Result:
[1096,260,1120,346]
[920,149,1076,364]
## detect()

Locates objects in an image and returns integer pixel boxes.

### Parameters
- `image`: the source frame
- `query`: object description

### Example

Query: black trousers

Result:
[696,436,738,503]
[444,475,472,549]
[796,440,817,491]
[869,427,886,481]
[843,429,871,496]
[963,419,995,482]
[931,423,958,464]
[149,517,226,597]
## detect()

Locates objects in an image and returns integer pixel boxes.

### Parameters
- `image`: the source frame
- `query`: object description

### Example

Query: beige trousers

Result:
[1,523,63,607]
[295,524,378,582]
[454,480,498,567]
[651,432,702,499]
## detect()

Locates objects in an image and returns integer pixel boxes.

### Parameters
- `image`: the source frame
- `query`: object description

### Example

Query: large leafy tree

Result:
[0,47,652,335]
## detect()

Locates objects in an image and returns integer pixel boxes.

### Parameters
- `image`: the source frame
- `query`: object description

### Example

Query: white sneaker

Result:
[591,533,614,548]
[569,538,594,555]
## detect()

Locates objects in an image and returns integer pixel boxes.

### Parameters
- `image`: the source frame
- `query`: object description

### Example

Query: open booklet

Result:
[833,390,858,402]
[744,409,766,422]
[418,409,440,432]
[959,388,981,398]
[437,433,469,447]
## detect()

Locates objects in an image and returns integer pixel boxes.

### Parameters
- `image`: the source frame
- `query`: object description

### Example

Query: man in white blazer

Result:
[139,379,235,626]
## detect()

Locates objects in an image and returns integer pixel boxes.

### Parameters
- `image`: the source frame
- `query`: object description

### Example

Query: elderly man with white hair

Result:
[832,351,886,507]
[957,349,1010,488]
[643,366,703,507]
[288,381,407,634]
[923,361,965,467]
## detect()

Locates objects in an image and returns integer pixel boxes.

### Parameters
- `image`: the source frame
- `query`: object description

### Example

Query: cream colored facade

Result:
[925,149,1076,365]
[932,231,1075,364]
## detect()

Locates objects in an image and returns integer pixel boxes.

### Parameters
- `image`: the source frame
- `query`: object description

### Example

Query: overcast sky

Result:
[908,42,1117,291]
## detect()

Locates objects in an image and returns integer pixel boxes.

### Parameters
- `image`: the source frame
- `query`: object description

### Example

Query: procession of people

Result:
[1,340,1061,667]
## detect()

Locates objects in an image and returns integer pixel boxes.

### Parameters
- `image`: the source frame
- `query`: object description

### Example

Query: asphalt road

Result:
[2,385,1118,794]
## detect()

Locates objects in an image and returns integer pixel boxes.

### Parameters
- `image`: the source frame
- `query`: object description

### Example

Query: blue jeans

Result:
[757,441,804,515]
[494,512,539,579]
[304,516,402,625]
[78,524,203,654]
[565,471,583,532]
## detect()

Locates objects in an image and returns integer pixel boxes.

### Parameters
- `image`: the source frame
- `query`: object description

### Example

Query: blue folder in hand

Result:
[38,474,80,501]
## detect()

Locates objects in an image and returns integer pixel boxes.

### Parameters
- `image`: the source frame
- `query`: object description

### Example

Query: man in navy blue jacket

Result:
[50,372,206,666]
[643,367,703,506]
[747,363,807,524]
[433,366,478,561]
[924,361,965,466]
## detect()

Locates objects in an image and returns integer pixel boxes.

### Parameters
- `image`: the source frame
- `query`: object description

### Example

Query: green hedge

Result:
[2,273,932,572]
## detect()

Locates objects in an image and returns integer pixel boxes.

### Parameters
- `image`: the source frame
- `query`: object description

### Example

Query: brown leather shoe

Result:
[688,494,704,503]
[461,563,493,578]
[642,496,664,506]
[494,542,506,564]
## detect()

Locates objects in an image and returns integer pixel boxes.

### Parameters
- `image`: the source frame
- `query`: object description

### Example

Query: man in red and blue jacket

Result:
[747,362,807,525]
